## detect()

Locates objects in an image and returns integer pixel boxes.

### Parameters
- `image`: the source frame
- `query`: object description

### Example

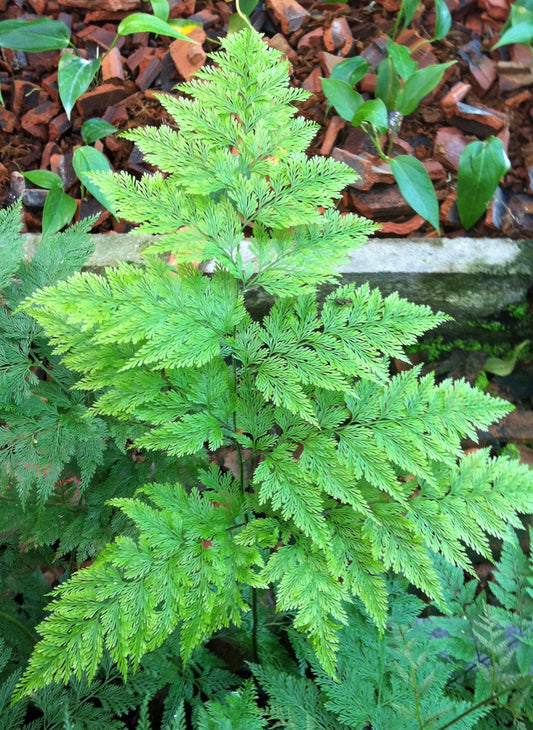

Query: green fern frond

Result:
[0,201,25,291]
[196,680,267,730]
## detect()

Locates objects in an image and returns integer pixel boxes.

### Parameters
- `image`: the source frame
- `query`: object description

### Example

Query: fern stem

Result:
[29,353,71,398]
[436,675,533,730]
[0,611,37,644]
[251,586,258,663]
[400,627,425,729]
[229,318,259,663]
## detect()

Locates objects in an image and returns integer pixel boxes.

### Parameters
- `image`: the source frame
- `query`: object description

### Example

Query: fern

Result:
[0,201,108,508]
[9,26,533,704]
[196,680,266,730]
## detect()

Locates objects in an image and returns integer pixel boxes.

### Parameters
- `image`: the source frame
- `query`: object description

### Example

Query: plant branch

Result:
[437,675,533,730]
[0,611,37,645]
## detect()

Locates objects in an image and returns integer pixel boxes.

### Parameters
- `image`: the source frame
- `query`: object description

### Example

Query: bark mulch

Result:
[1,0,532,238]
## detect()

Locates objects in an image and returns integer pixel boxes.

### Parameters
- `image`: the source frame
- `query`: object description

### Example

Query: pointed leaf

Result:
[484,341,530,376]
[387,41,417,81]
[492,20,533,48]
[237,0,260,15]
[72,146,117,216]
[331,56,371,85]
[23,170,63,190]
[399,0,420,28]
[41,186,77,238]
[81,118,117,145]
[352,98,389,134]
[117,13,197,41]
[456,137,510,229]
[150,0,170,21]
[320,78,363,122]
[58,55,101,120]
[434,0,452,39]
[0,18,70,52]
[375,57,400,110]
[390,155,440,232]
[395,62,455,115]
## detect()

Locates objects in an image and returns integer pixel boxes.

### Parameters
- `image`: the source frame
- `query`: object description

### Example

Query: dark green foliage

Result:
[0,200,105,508]
[251,537,533,728]
[1,26,533,728]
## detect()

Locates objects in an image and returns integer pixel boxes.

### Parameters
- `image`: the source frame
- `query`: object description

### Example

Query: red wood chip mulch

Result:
[1,0,532,238]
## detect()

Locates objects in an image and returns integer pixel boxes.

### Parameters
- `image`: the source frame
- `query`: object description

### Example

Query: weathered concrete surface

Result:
[335,238,533,338]
[21,234,533,340]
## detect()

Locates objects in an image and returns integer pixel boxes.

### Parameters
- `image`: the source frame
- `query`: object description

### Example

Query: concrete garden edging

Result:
[22,233,533,342]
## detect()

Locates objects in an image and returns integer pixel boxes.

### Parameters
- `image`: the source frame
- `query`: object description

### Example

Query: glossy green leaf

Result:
[400,0,420,28]
[508,2,533,27]
[117,13,196,41]
[484,341,530,376]
[395,61,454,115]
[0,18,70,52]
[331,56,370,86]
[23,170,63,190]
[390,155,440,232]
[228,13,250,33]
[320,78,363,122]
[456,137,510,229]
[58,55,101,120]
[352,98,389,134]
[434,0,452,40]
[375,57,400,110]
[492,19,533,48]
[81,118,117,145]
[387,42,416,81]
[150,0,170,21]
[41,186,77,238]
[73,146,117,216]
[237,0,260,16]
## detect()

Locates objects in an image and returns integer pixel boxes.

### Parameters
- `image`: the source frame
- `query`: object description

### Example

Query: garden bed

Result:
[1,0,533,237]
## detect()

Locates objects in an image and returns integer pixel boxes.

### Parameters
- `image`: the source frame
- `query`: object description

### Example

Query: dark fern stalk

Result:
[10,27,533,702]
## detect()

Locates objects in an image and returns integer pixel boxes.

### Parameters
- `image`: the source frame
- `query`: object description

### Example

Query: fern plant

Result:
[10,27,533,701]
[252,531,533,729]
[0,200,188,564]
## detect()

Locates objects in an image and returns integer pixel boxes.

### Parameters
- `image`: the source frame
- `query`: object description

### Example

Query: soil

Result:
[0,0,532,238]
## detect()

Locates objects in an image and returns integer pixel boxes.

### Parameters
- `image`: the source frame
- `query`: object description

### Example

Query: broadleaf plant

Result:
[12,28,533,700]
[1,0,198,227]
[22,126,118,237]
[456,136,511,230]
[322,35,454,232]
[0,0,197,120]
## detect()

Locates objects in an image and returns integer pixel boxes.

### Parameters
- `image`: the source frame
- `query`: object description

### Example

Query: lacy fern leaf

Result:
[13,27,533,700]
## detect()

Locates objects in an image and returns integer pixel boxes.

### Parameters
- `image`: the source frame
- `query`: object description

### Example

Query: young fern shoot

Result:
[14,28,533,698]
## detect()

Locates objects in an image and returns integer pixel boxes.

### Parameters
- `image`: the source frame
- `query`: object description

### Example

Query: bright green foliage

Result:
[1,633,244,729]
[196,680,266,729]
[4,531,533,726]
[12,27,533,701]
